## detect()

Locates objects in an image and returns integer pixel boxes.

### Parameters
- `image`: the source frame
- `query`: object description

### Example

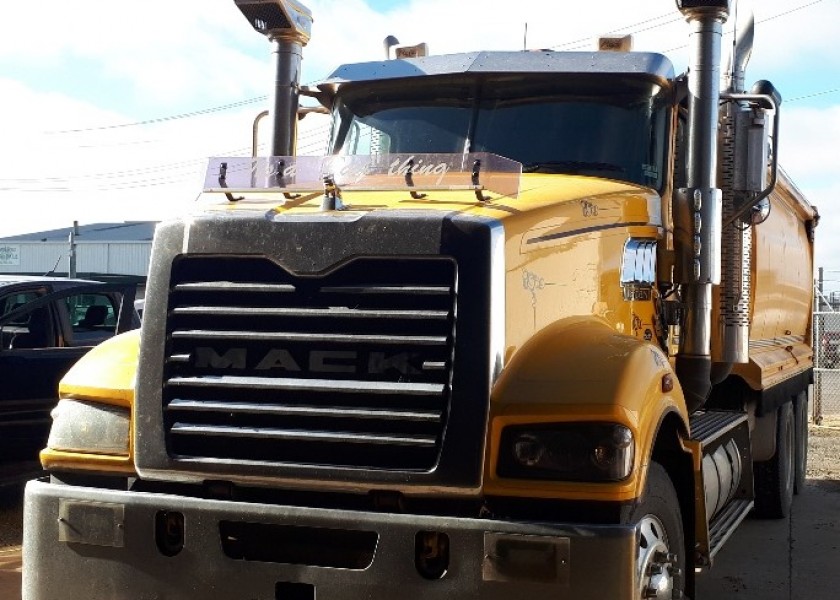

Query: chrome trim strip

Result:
[167,399,442,422]
[167,375,445,395]
[170,330,447,345]
[526,221,650,245]
[170,424,438,447]
[490,222,506,382]
[172,306,449,320]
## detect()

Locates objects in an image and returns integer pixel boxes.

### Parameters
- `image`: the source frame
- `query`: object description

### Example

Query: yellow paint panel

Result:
[40,449,136,475]
[59,329,141,407]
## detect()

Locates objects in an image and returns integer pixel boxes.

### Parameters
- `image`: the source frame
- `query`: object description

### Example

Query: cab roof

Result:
[0,275,101,289]
[322,50,675,88]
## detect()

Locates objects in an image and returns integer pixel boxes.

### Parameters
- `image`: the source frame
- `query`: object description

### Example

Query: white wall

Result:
[0,242,151,277]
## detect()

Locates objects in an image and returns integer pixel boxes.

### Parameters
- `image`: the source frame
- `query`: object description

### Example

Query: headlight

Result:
[47,399,130,455]
[498,423,634,482]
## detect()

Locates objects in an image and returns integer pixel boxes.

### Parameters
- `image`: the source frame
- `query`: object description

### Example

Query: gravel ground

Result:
[0,486,23,548]
[1,425,839,550]
[807,422,840,479]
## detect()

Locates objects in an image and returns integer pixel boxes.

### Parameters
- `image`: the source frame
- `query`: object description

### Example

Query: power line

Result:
[758,0,825,24]
[788,88,840,103]
[45,96,269,135]
[37,0,828,138]
[663,0,825,53]
[549,11,680,50]
[35,12,691,136]
[9,0,831,194]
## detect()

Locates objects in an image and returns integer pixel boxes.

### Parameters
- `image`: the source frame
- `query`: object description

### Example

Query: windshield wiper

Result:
[523,161,625,175]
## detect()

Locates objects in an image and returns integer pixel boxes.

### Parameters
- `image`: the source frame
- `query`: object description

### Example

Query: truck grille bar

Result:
[162,255,457,471]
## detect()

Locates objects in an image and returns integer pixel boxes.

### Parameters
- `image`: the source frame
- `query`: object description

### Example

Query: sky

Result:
[0,0,838,291]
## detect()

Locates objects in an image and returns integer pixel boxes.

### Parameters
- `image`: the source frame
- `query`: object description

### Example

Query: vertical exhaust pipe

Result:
[724,7,754,94]
[674,1,731,413]
[234,0,313,156]
[715,7,755,369]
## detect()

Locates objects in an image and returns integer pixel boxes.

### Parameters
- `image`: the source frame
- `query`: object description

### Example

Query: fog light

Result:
[155,511,185,557]
[415,531,449,580]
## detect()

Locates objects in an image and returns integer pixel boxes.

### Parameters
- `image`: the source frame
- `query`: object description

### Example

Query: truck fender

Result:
[58,328,141,407]
[487,316,690,501]
[40,329,141,474]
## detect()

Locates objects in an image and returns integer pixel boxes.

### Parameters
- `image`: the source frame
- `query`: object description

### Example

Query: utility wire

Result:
[549,11,679,50]
[36,0,829,137]
[788,88,840,102]
[34,12,692,135]
[46,96,269,134]
[664,0,825,53]
[10,0,830,193]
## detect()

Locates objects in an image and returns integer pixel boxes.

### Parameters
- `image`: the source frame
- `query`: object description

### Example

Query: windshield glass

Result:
[329,74,670,190]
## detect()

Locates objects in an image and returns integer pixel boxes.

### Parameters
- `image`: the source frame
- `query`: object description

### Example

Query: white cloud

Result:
[780,105,840,184]
[0,1,268,105]
[808,180,840,292]
[0,0,836,290]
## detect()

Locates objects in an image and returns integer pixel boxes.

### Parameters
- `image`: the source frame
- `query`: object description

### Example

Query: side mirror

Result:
[750,197,771,226]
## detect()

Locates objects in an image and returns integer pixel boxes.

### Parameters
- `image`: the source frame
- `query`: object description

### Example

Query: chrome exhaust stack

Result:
[234,0,313,157]
[724,7,754,94]
[715,7,755,368]
[673,0,731,413]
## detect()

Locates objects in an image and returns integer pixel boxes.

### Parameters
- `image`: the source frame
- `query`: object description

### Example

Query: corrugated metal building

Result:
[0,222,157,285]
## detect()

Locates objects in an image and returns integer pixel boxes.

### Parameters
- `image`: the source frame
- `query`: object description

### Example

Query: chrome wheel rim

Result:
[637,515,678,599]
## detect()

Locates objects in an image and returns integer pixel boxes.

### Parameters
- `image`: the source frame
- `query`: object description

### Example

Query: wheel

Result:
[793,391,809,495]
[753,402,795,518]
[627,462,685,600]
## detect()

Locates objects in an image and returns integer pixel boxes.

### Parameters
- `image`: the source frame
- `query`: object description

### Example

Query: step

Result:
[709,497,754,559]
[689,410,749,446]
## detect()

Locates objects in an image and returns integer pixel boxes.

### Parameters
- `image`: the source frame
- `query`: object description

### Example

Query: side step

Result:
[687,410,754,567]
[708,497,753,558]
[689,410,747,445]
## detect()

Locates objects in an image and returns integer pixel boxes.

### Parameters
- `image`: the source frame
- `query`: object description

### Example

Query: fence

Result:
[813,311,840,424]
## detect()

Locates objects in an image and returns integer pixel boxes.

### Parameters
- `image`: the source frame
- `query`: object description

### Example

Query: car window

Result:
[0,290,46,348]
[2,305,57,350]
[65,293,119,346]
[1,291,41,322]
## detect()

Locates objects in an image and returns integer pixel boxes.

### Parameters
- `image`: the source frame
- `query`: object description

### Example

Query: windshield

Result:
[329,74,671,190]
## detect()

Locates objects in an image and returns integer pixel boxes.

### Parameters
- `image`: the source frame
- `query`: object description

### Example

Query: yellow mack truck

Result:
[24,1,818,599]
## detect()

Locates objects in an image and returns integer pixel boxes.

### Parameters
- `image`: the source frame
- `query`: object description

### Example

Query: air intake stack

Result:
[673,0,731,413]
[234,0,313,157]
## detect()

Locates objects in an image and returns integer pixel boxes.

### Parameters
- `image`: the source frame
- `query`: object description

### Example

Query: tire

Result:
[793,391,809,495]
[626,462,685,600]
[753,402,795,518]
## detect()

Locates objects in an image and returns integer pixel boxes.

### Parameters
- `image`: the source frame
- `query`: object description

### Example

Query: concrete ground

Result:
[0,545,21,600]
[694,478,840,599]
[2,425,838,599]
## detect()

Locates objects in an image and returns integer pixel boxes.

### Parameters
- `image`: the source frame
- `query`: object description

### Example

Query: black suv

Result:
[0,276,139,486]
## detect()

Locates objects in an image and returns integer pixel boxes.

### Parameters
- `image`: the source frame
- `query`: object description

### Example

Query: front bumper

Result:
[24,478,637,599]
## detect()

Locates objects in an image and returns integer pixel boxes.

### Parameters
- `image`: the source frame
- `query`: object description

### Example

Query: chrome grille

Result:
[162,255,457,470]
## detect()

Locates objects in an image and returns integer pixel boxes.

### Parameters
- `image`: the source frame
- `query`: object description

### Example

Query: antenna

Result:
[523,22,528,50]
[44,255,61,277]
